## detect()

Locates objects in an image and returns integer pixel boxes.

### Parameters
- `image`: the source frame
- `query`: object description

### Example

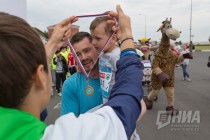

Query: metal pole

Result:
[139,14,146,38]
[190,0,192,42]
[145,15,146,38]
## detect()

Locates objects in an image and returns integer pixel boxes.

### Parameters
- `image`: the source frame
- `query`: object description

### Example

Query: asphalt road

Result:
[45,51,210,140]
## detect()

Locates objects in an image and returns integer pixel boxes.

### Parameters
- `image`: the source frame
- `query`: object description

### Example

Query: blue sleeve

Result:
[104,55,144,139]
[61,76,79,116]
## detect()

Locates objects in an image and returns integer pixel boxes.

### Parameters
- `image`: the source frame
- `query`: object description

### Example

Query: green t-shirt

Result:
[0,107,46,140]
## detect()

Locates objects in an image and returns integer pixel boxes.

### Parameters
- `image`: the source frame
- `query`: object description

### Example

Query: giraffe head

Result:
[157,18,181,41]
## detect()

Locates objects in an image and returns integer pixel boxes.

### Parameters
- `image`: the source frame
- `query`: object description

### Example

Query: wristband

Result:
[120,36,134,47]
[121,48,136,54]
[120,49,138,57]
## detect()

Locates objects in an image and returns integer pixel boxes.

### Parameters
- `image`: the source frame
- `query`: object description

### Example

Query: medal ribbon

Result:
[67,13,118,80]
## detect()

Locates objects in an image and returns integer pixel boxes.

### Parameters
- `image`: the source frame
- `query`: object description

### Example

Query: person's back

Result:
[0,107,46,139]
[0,12,50,140]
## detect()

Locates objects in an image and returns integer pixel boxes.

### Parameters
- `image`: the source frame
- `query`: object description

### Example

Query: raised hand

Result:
[45,16,78,60]
[106,5,134,51]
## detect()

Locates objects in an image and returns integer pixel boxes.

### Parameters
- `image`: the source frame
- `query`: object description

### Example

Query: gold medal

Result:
[84,80,94,96]
[85,85,94,96]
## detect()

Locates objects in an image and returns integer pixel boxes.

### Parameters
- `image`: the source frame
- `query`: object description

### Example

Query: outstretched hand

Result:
[50,16,78,48]
[106,5,134,51]
[106,5,133,41]
[45,16,78,60]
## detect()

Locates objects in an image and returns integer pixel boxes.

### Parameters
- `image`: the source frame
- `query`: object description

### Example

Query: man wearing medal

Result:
[60,10,146,127]
[61,32,103,116]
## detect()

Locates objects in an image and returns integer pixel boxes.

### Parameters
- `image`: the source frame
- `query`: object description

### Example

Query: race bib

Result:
[141,60,152,81]
[99,60,112,99]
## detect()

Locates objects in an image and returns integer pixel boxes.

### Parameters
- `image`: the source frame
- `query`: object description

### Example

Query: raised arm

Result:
[104,5,144,139]
[45,16,78,61]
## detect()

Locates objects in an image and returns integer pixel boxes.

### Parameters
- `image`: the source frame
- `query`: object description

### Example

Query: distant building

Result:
[47,24,80,39]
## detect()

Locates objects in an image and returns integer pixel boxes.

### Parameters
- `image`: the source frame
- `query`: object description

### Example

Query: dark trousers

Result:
[56,72,66,93]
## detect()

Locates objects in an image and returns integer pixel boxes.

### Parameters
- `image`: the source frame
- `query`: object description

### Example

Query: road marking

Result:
[53,102,61,109]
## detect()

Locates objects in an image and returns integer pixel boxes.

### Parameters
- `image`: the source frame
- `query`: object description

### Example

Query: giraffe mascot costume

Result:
[143,18,193,115]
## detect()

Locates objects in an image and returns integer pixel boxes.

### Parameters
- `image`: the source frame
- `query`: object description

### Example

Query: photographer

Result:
[53,49,68,96]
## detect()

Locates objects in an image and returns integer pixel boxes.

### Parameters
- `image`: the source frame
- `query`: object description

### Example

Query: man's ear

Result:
[34,64,46,89]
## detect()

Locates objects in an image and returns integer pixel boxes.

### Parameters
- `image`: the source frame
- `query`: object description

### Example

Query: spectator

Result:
[67,51,77,75]
[53,49,68,96]
[180,44,191,81]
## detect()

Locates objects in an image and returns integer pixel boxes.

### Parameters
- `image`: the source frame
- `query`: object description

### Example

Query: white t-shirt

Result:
[180,49,190,65]
[42,106,127,140]
[99,47,120,103]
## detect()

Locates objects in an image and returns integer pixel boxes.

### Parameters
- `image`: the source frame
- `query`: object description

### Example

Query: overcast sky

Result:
[26,0,209,43]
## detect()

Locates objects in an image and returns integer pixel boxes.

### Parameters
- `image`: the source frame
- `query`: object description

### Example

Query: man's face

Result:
[90,22,111,53]
[73,37,98,72]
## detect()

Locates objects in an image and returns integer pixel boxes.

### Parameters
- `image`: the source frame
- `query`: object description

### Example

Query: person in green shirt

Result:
[0,12,77,140]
